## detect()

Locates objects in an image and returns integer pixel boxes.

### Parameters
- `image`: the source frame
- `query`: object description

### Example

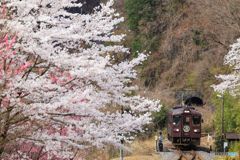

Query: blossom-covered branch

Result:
[212,38,240,95]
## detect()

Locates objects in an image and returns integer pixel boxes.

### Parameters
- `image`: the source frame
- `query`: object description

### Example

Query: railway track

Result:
[159,150,215,160]
[159,140,215,160]
[176,150,203,160]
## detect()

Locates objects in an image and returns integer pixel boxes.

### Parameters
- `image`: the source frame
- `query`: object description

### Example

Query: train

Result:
[167,105,202,146]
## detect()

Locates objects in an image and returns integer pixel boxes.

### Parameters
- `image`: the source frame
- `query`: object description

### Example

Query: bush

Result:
[125,0,161,56]
[131,38,142,57]
[229,142,240,152]
[214,135,223,152]
[152,106,168,130]
[125,0,159,31]
[192,30,208,48]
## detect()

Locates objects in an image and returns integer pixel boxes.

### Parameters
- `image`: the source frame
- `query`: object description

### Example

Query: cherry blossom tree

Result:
[0,33,41,159]
[212,38,240,95]
[1,0,160,159]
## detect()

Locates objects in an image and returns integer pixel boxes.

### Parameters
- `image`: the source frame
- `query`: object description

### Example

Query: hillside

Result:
[111,2,240,150]
[119,0,240,105]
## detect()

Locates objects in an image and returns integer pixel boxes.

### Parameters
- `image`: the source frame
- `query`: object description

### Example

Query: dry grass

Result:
[78,137,160,160]
[111,137,160,160]
[130,137,156,155]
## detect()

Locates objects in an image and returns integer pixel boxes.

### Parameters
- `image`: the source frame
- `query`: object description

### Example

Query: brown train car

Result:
[167,106,202,146]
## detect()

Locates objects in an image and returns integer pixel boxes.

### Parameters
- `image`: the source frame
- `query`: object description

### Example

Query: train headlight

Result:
[184,110,190,113]
[173,128,180,132]
[194,129,200,133]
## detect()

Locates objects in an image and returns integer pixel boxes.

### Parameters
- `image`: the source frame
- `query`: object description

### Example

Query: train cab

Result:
[167,106,202,146]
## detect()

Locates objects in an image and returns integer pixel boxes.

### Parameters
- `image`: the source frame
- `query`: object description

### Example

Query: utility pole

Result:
[120,106,124,160]
[120,138,124,160]
[218,93,225,152]
[221,94,225,153]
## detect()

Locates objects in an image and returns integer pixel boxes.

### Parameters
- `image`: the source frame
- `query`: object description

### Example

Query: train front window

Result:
[193,116,201,125]
[183,116,190,125]
[173,115,181,125]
